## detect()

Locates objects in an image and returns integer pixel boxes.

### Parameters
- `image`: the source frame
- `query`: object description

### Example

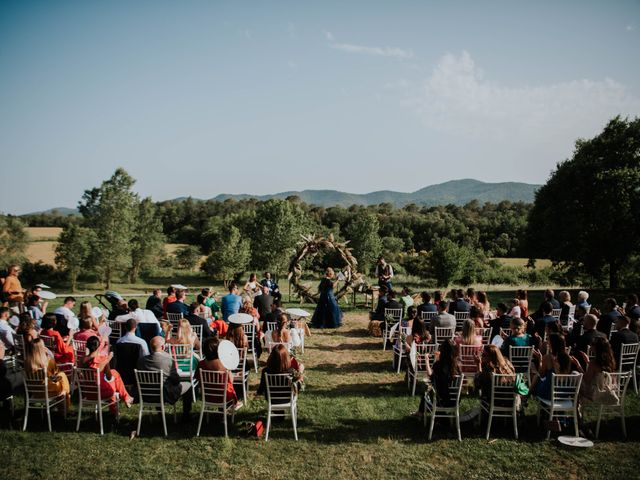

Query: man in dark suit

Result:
[489,303,512,342]
[137,336,193,421]
[417,292,437,315]
[253,284,273,322]
[145,289,163,319]
[574,314,606,370]
[448,289,470,315]
[624,294,640,333]
[597,298,621,338]
[530,289,560,320]
[263,299,285,333]
[609,315,639,363]
[370,285,389,321]
[166,290,189,316]
[185,303,215,339]
[533,302,557,337]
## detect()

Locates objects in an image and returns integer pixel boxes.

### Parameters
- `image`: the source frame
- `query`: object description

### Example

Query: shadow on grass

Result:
[312,361,391,375]
[310,341,381,352]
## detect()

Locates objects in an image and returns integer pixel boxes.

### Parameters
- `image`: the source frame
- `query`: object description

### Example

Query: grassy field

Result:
[494,257,553,269]
[2,311,639,479]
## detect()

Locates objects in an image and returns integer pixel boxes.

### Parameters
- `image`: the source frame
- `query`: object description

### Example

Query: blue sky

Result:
[1,0,639,214]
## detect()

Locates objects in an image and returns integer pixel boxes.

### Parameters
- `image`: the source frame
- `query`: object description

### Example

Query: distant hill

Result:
[211,179,540,207]
[24,207,79,216]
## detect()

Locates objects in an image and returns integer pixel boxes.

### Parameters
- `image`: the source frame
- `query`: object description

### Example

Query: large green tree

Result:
[55,224,95,291]
[345,213,383,274]
[0,215,28,267]
[79,168,138,288]
[201,225,251,284]
[129,197,164,283]
[527,116,640,287]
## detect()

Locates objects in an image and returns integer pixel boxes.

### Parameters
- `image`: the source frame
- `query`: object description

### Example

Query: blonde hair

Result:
[176,319,194,344]
[325,267,334,277]
[25,338,49,373]
[559,290,570,303]
[461,319,476,345]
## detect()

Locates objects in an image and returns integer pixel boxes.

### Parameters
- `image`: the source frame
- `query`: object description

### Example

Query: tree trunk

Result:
[71,272,77,293]
[609,261,619,289]
[105,267,111,290]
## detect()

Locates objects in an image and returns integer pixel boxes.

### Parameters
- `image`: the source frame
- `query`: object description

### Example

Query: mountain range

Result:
[25,179,540,215]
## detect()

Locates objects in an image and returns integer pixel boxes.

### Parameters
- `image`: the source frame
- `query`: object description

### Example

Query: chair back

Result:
[242,323,255,352]
[420,311,437,327]
[551,308,562,320]
[609,327,618,340]
[24,368,48,399]
[40,335,57,353]
[384,308,403,322]
[509,346,533,375]
[458,344,481,374]
[433,375,464,408]
[267,321,278,332]
[199,369,229,405]
[165,343,194,373]
[75,367,102,402]
[489,373,517,406]
[135,369,164,405]
[265,373,295,405]
[550,373,582,404]
[71,339,87,366]
[476,327,491,345]
[604,371,632,405]
[166,312,183,322]
[107,320,122,344]
[500,328,512,337]
[618,343,640,373]
[114,342,142,385]
[434,327,454,344]
[415,343,438,372]
[231,347,248,377]
[454,311,469,320]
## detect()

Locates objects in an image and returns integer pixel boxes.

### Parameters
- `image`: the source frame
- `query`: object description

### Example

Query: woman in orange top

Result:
[2,265,24,303]
[40,313,75,364]
[82,336,133,410]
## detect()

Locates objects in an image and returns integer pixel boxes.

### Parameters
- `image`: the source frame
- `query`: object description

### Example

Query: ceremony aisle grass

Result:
[2,312,639,479]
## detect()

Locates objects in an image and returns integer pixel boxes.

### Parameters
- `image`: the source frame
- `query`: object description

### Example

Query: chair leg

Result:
[456,410,461,441]
[196,405,205,437]
[265,410,271,441]
[396,352,402,374]
[573,408,579,437]
[546,409,553,440]
[382,332,387,351]
[161,405,168,437]
[621,404,626,438]
[223,410,228,438]
[292,405,298,441]
[485,409,493,440]
[253,350,258,373]
[76,399,82,432]
[595,406,603,439]
[513,407,519,440]
[22,405,29,431]
[428,412,435,440]
[46,405,52,432]
[98,406,104,435]
[137,405,143,436]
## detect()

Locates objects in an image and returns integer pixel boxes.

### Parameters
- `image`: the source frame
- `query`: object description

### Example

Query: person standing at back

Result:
[1,265,24,306]
[375,256,394,291]
[253,284,273,323]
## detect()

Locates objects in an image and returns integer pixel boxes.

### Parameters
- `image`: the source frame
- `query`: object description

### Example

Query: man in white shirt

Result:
[115,299,161,335]
[0,307,15,349]
[116,318,149,357]
[53,296,78,336]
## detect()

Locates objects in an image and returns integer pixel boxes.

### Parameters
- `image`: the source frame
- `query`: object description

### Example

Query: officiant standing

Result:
[311,268,343,329]
[375,256,394,291]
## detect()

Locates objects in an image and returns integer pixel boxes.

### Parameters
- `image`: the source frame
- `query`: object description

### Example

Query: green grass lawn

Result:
[2,312,639,479]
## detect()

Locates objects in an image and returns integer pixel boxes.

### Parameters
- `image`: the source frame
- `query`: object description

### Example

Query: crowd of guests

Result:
[0,269,304,433]
[375,286,640,437]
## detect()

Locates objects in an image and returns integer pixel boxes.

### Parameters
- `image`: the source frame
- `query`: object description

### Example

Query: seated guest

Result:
[609,315,638,363]
[517,289,529,318]
[417,292,437,315]
[226,323,249,350]
[243,273,261,298]
[240,298,262,357]
[263,299,285,333]
[40,313,75,364]
[558,290,573,323]
[455,319,483,347]
[193,294,213,319]
[400,286,414,313]
[476,291,491,315]
[0,307,15,350]
[0,342,23,411]
[137,336,192,421]
[195,337,242,408]
[597,298,621,338]
[530,289,560,320]
[430,301,456,338]
[26,295,46,327]
[533,302,557,337]
[624,294,640,333]
[53,296,77,337]
[116,318,149,357]
[221,283,242,323]
[78,301,102,331]
[448,289,471,315]
[576,290,591,310]
[406,318,431,351]
[2,265,24,304]
[416,339,460,416]
[579,336,616,403]
[500,317,533,357]
[256,344,304,401]
[468,306,485,328]
[271,313,291,346]
[145,289,164,319]
[433,290,443,308]
[508,298,521,319]
[574,314,606,357]
[489,303,512,341]
[166,290,189,317]
[370,285,389,321]
[25,337,70,407]
[475,344,516,403]
[260,272,281,302]
[185,303,215,339]
[162,286,177,318]
[17,313,39,343]
[166,319,200,372]
[83,336,133,410]
[532,333,580,400]
[466,287,476,305]
[201,288,221,320]
[253,284,273,322]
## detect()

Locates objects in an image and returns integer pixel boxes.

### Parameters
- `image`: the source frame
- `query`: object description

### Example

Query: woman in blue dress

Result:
[311,268,343,328]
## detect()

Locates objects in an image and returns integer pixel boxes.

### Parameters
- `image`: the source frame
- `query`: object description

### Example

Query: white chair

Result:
[608,327,618,340]
[458,344,481,386]
[454,311,469,331]
[107,320,122,343]
[135,369,175,437]
[480,373,519,439]
[232,347,250,405]
[58,362,75,395]
[265,373,298,441]
[23,368,68,432]
[509,346,533,384]
[391,323,411,373]
[536,373,582,439]
[243,323,258,372]
[75,367,120,435]
[618,343,639,394]
[434,327,454,344]
[291,326,305,353]
[71,339,87,366]
[197,370,237,438]
[165,343,198,402]
[420,311,437,328]
[382,308,402,351]
[551,308,562,320]
[423,375,464,441]
[266,321,278,333]
[40,335,57,353]
[476,327,492,345]
[191,324,203,356]
[587,371,632,438]
[501,328,512,337]
[166,313,183,334]
[407,343,437,396]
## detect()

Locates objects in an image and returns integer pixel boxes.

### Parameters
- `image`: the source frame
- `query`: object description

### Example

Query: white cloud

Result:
[330,43,414,59]
[324,30,334,41]
[409,51,640,143]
